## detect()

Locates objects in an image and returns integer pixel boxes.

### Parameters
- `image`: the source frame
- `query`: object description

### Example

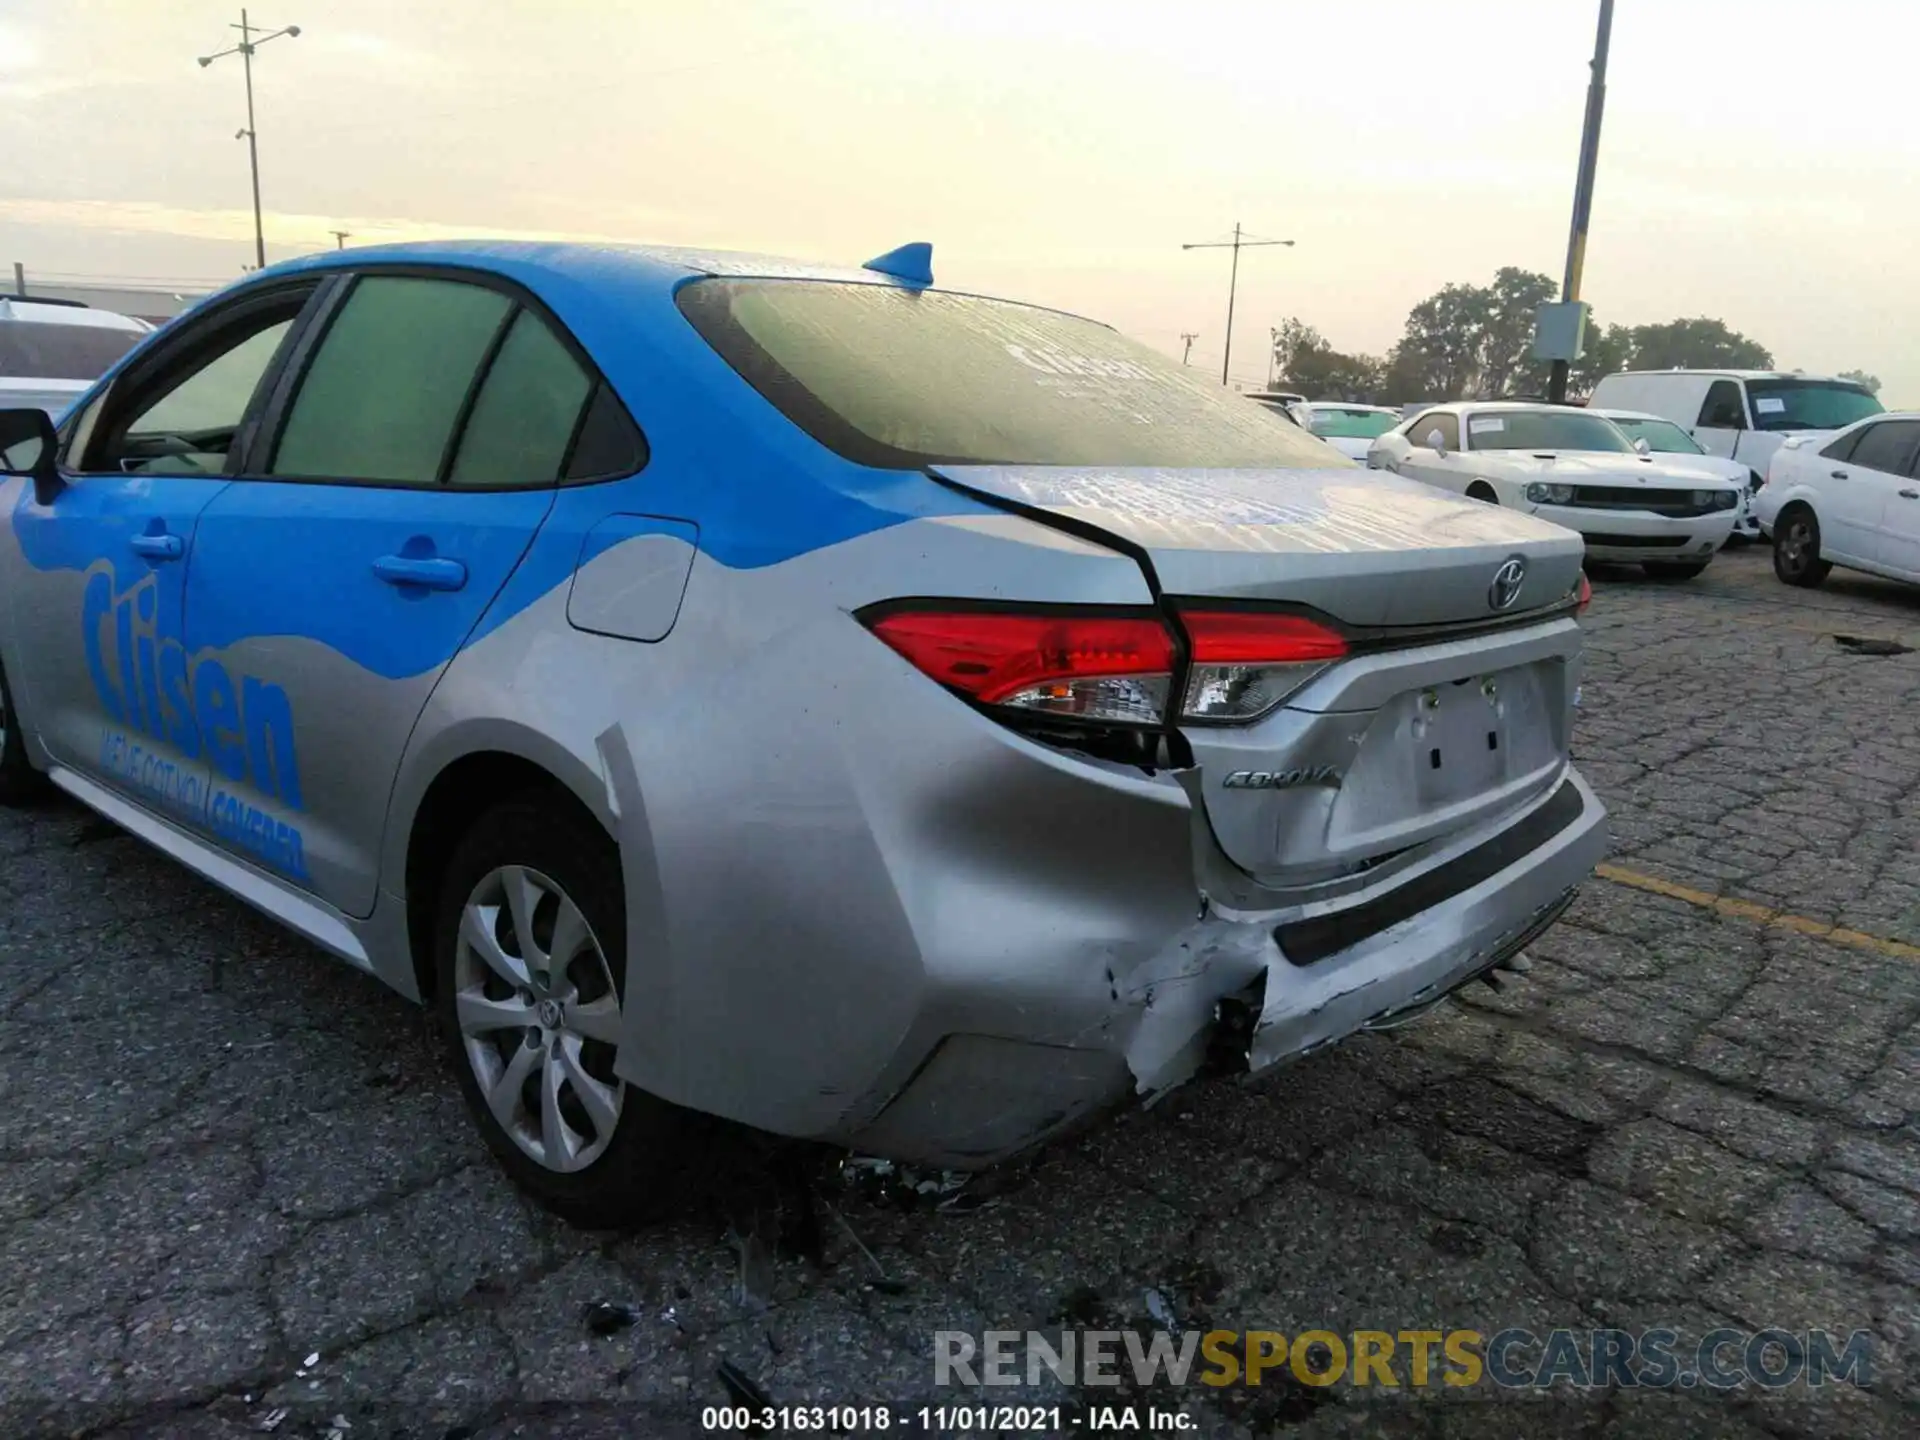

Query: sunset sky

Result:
[4,0,1914,397]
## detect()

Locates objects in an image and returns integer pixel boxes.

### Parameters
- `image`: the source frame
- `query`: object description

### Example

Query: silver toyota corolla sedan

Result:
[0,241,1606,1224]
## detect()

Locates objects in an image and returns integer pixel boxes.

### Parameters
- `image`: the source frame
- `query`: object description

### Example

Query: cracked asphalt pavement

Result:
[6,545,1920,1439]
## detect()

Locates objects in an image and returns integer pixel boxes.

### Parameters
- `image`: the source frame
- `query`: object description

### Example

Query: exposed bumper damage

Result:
[1118,769,1606,1100]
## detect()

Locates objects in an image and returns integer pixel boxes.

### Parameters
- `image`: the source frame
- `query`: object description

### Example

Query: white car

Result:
[1587,370,1884,490]
[1367,402,1743,580]
[0,296,151,418]
[1593,408,1762,543]
[1758,412,1920,588]
[1300,402,1404,461]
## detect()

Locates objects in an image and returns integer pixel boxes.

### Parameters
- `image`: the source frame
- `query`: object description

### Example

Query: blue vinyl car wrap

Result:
[0,241,1604,1222]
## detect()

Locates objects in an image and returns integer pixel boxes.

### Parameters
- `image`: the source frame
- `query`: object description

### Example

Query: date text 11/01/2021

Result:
[700,1406,1190,1432]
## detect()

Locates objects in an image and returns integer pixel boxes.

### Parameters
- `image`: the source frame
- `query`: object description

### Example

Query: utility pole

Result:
[1180,332,1198,366]
[200,11,303,272]
[1183,224,1294,387]
[10,262,23,297]
[330,230,351,250]
[1547,0,1614,404]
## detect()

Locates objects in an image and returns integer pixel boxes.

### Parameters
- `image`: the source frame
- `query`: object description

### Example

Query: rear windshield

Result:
[1465,410,1633,453]
[676,279,1343,469]
[1608,416,1704,454]
[1744,379,1883,433]
[1308,407,1401,440]
[0,319,144,381]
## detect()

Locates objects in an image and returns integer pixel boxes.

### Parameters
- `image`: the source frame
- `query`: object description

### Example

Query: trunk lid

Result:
[931,464,1583,626]
[932,463,1586,889]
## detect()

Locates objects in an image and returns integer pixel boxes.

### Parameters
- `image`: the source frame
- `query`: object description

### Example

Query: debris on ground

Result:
[716,1357,774,1409]
[823,1198,910,1295]
[255,1408,290,1434]
[732,1229,777,1311]
[582,1300,641,1337]
[1834,634,1915,656]
[837,1154,988,1211]
[1144,1288,1178,1330]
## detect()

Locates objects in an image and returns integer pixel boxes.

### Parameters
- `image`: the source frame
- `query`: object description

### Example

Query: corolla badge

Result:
[1488,556,1527,611]
[1222,765,1344,790]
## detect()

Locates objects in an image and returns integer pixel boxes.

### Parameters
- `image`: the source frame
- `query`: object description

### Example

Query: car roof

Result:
[0,296,151,332]
[1305,401,1396,411]
[256,238,1064,310]
[1590,408,1679,421]
[1608,369,1854,383]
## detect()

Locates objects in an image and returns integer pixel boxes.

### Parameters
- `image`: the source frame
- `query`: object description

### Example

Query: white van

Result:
[1587,370,1884,486]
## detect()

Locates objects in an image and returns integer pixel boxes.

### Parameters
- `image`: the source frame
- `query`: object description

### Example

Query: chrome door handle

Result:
[372,554,468,591]
[130,532,184,561]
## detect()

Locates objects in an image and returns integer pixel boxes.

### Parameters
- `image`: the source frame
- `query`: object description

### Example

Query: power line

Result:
[1182,223,1295,386]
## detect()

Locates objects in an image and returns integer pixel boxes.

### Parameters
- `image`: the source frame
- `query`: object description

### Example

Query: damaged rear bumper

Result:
[1122,770,1605,1094]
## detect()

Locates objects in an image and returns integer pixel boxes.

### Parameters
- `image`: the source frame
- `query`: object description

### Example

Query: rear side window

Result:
[447,310,594,487]
[0,318,144,381]
[676,278,1337,469]
[271,276,510,484]
[1846,420,1920,476]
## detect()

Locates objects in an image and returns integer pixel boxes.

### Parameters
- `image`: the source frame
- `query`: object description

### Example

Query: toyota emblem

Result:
[1488,557,1527,611]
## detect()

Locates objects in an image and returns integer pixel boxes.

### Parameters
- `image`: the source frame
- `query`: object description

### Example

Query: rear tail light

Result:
[1177,608,1348,721]
[864,604,1348,727]
[865,609,1175,725]
[1575,571,1592,615]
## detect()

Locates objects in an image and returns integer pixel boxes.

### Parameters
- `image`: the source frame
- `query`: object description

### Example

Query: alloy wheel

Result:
[452,864,626,1173]
[1781,517,1813,574]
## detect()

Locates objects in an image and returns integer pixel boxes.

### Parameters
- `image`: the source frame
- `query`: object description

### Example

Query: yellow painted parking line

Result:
[1595,863,1920,962]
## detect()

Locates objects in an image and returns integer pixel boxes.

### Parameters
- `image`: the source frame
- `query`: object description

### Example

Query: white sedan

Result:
[1300,402,1405,461]
[1758,412,1920,588]
[1367,402,1743,580]
[1593,408,1763,544]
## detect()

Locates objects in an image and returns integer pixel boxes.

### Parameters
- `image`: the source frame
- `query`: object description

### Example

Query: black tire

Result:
[1772,505,1832,588]
[1466,482,1499,504]
[1643,560,1709,582]
[433,793,692,1228]
[0,656,51,807]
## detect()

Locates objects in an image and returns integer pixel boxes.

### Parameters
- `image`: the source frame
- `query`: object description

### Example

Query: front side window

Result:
[1845,419,1920,476]
[79,299,306,477]
[1407,412,1460,450]
[1697,381,1747,429]
[1308,407,1401,440]
[1464,410,1633,453]
[1609,416,1704,454]
[1744,379,1883,433]
[271,276,511,485]
[676,278,1337,469]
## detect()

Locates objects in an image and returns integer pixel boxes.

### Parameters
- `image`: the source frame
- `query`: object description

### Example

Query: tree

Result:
[1839,369,1882,395]
[1388,267,1559,400]
[1626,318,1772,372]
[1271,317,1387,401]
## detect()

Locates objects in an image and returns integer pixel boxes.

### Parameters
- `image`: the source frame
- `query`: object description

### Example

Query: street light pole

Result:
[1180,332,1198,366]
[200,10,302,272]
[1183,224,1294,387]
[330,230,352,250]
[1548,0,1614,404]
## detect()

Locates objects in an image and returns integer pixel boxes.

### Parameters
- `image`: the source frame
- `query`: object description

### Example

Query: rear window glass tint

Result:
[448,310,593,487]
[677,279,1341,469]
[0,319,144,381]
[272,276,509,484]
